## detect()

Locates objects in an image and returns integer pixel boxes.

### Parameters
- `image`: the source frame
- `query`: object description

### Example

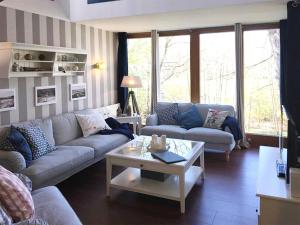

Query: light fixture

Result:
[93,60,105,70]
[121,76,142,115]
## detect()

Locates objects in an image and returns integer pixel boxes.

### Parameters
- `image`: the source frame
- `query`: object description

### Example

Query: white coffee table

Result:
[106,136,205,213]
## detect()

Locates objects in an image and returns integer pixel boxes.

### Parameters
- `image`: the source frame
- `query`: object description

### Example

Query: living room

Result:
[0,0,299,225]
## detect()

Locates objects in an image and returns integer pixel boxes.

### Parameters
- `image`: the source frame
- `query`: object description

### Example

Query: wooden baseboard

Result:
[246,133,287,149]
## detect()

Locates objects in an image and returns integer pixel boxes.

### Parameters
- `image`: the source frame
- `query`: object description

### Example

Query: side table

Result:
[114,115,142,135]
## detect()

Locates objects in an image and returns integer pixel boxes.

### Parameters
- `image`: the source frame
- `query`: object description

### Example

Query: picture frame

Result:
[70,83,87,101]
[0,89,16,112]
[35,85,57,106]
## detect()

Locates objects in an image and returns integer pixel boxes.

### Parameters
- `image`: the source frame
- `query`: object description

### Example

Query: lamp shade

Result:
[120,76,142,88]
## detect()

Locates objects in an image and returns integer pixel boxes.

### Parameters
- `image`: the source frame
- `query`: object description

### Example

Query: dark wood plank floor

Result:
[57,149,259,225]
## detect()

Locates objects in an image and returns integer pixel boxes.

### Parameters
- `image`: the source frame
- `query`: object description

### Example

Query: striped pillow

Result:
[0,166,34,222]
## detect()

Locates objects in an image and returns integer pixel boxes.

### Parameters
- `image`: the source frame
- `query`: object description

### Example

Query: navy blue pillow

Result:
[8,126,32,167]
[175,105,204,130]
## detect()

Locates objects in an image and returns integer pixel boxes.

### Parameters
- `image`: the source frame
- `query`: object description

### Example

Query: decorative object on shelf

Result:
[12,62,20,72]
[61,55,67,61]
[121,76,142,115]
[73,57,79,62]
[70,83,87,101]
[72,65,79,71]
[0,89,16,112]
[58,66,66,73]
[14,53,20,60]
[24,54,33,60]
[35,85,57,106]
[0,42,88,78]
[38,54,46,61]
[116,106,122,117]
[148,134,169,152]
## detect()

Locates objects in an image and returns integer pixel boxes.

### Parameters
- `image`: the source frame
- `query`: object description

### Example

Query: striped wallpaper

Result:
[0,6,118,126]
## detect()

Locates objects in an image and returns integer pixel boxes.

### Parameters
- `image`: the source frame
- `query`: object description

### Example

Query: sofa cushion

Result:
[22,146,94,189]
[194,104,235,121]
[51,113,82,145]
[8,126,32,167]
[0,127,15,151]
[177,103,193,114]
[203,109,230,129]
[16,126,55,160]
[175,105,204,129]
[0,165,34,222]
[141,125,187,139]
[65,134,129,158]
[184,127,234,145]
[156,103,179,125]
[75,112,111,138]
[13,119,55,147]
[32,186,82,225]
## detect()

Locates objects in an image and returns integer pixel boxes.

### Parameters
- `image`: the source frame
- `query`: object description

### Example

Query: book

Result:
[151,151,186,164]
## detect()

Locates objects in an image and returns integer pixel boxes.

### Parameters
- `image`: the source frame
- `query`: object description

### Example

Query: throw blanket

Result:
[98,117,134,140]
[221,116,243,141]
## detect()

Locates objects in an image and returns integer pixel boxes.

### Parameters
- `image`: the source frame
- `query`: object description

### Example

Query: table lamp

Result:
[121,76,142,115]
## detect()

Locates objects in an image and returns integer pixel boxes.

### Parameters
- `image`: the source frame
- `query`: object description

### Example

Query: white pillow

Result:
[76,113,111,137]
[203,109,229,129]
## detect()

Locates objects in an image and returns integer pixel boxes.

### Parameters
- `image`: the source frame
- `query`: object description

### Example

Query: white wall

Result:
[70,0,283,21]
[0,0,70,20]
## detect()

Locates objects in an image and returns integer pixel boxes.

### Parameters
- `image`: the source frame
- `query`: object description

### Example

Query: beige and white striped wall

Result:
[0,6,118,126]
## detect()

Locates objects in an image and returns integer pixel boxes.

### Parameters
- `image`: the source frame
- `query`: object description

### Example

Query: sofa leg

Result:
[225,151,230,162]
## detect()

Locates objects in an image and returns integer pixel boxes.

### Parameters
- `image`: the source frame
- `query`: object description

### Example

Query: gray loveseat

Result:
[141,102,236,161]
[0,108,129,190]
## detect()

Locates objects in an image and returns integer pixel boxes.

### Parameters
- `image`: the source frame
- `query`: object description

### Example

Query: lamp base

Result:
[123,91,140,115]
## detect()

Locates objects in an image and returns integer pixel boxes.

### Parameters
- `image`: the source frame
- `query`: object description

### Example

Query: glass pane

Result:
[159,35,190,102]
[128,38,151,122]
[200,32,236,107]
[244,29,286,136]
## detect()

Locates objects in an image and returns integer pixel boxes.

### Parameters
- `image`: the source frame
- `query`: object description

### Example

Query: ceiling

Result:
[83,2,286,32]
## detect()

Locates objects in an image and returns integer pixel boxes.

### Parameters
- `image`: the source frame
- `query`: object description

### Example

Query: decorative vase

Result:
[24,54,33,60]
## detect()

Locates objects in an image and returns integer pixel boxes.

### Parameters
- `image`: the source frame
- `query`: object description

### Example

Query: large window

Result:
[159,35,190,102]
[199,32,236,107]
[128,38,151,120]
[244,29,286,136]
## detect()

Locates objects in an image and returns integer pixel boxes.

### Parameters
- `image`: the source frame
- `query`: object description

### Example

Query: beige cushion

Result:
[76,112,111,137]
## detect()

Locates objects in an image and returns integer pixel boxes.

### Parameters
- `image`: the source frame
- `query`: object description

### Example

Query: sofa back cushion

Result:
[51,112,83,145]
[177,103,193,114]
[194,104,235,121]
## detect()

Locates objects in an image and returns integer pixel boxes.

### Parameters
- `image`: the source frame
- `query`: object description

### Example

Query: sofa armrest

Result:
[146,114,158,126]
[0,150,26,173]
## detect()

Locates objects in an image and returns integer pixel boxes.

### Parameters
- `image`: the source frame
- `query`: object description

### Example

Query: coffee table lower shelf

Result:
[110,166,203,202]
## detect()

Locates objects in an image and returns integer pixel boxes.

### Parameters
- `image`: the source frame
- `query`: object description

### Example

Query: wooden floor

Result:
[57,149,259,225]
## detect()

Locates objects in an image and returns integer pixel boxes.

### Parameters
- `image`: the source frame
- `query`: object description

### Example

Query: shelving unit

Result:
[0,42,87,78]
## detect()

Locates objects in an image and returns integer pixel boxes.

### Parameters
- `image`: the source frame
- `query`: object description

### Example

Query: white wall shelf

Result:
[0,42,88,78]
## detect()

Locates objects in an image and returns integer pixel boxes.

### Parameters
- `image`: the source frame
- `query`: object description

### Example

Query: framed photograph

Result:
[0,89,16,112]
[70,83,87,101]
[35,85,57,106]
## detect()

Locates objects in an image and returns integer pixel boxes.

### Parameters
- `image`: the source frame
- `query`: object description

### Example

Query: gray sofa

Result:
[30,186,82,225]
[0,108,129,190]
[141,102,236,161]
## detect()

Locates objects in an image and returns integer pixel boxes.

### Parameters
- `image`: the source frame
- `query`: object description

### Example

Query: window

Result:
[199,32,236,107]
[128,38,151,121]
[244,29,286,136]
[159,35,190,102]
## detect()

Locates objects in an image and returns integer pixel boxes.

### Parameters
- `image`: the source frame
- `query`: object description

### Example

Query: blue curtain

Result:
[280,19,287,107]
[117,32,128,110]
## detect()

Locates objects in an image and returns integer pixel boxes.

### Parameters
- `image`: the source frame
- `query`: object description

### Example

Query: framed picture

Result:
[35,85,57,106]
[70,83,87,101]
[0,89,16,112]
